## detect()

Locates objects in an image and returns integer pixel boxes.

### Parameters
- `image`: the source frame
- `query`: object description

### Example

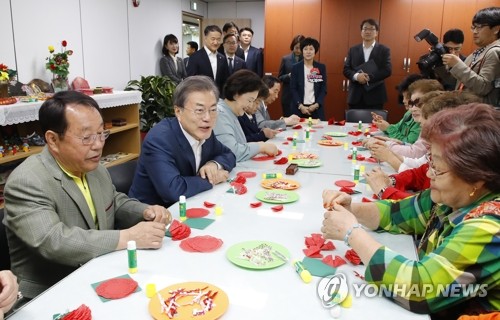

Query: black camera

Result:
[414,29,448,72]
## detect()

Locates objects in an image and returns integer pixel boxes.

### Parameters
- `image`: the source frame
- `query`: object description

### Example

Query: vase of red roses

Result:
[46,40,73,92]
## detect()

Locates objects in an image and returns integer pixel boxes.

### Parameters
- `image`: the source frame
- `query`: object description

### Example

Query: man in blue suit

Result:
[129,76,236,208]
[187,25,229,95]
[222,33,247,75]
[343,19,392,110]
[240,27,263,77]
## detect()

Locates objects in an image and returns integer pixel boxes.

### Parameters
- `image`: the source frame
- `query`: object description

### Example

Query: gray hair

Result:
[173,76,219,108]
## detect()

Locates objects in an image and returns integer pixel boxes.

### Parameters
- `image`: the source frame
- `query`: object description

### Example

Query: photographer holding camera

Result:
[443,7,500,106]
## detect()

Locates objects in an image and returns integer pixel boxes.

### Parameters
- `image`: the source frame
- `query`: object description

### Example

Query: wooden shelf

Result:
[103,153,139,168]
[108,123,139,134]
[0,146,44,166]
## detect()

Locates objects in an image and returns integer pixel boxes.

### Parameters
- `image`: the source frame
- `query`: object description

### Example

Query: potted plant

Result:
[125,75,176,136]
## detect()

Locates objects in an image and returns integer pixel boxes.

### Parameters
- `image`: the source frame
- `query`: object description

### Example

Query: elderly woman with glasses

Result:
[214,70,278,162]
[443,6,500,106]
[322,103,500,318]
[366,79,443,159]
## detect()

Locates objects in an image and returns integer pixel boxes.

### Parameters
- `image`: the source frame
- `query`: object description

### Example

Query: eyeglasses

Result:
[425,153,450,177]
[408,98,421,108]
[183,107,218,118]
[471,24,489,32]
[362,27,377,32]
[67,130,110,145]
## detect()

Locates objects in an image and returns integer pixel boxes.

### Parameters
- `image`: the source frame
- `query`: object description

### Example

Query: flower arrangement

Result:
[45,40,73,80]
[0,64,17,82]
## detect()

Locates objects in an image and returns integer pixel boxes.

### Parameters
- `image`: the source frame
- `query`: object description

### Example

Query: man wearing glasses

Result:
[4,91,172,304]
[443,6,500,106]
[222,33,247,76]
[129,76,236,208]
[343,18,392,110]
[429,29,466,90]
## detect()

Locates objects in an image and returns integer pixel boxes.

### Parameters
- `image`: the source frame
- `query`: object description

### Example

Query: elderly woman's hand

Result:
[365,167,391,195]
[322,203,359,240]
[322,189,352,211]
[369,142,394,162]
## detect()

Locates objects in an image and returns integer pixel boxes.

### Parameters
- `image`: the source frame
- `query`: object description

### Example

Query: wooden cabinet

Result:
[265,0,488,123]
[320,0,381,121]
[0,91,141,168]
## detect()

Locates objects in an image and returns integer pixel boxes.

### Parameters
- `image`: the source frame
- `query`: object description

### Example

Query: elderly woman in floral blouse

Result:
[322,103,499,318]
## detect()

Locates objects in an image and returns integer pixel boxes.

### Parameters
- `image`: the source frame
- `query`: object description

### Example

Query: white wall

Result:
[207,1,265,48]
[1,0,263,90]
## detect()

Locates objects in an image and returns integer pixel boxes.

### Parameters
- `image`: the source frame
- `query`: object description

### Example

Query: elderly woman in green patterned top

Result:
[322,103,499,318]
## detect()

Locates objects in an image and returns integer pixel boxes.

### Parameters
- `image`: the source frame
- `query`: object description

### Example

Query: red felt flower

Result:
[345,249,362,265]
[348,131,363,136]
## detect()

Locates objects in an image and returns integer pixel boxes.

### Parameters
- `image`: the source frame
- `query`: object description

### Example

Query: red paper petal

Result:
[250,201,262,208]
[230,182,247,195]
[273,157,288,165]
[321,255,335,268]
[232,175,247,184]
[282,141,289,145]
[61,304,92,320]
[292,124,302,129]
[309,129,317,132]
[321,241,336,251]
[348,131,363,136]
[287,136,294,141]
[95,278,138,299]
[181,236,223,252]
[339,186,354,194]
[366,157,378,163]
[335,120,346,126]
[299,118,306,122]
[333,256,347,268]
[271,205,284,212]
[237,171,257,178]
[203,201,216,208]
[186,208,210,218]
[362,197,373,203]
[321,135,333,140]
[334,180,356,188]
[170,221,191,241]
[328,117,335,125]
[352,141,363,146]
[345,249,362,265]
[303,246,323,258]
[347,154,366,161]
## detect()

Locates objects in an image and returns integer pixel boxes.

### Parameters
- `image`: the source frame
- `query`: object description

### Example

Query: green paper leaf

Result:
[301,257,336,277]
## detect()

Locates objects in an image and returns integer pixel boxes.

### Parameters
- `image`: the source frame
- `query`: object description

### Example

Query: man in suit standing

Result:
[184,41,198,68]
[187,25,229,95]
[129,76,236,208]
[217,21,245,60]
[239,27,263,77]
[222,33,246,76]
[3,91,171,302]
[343,19,392,109]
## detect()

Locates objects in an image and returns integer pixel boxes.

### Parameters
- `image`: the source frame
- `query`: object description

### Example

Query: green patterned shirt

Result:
[365,189,500,314]
[384,111,421,144]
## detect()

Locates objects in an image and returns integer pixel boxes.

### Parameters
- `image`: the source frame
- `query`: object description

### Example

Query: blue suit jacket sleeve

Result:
[129,119,236,206]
